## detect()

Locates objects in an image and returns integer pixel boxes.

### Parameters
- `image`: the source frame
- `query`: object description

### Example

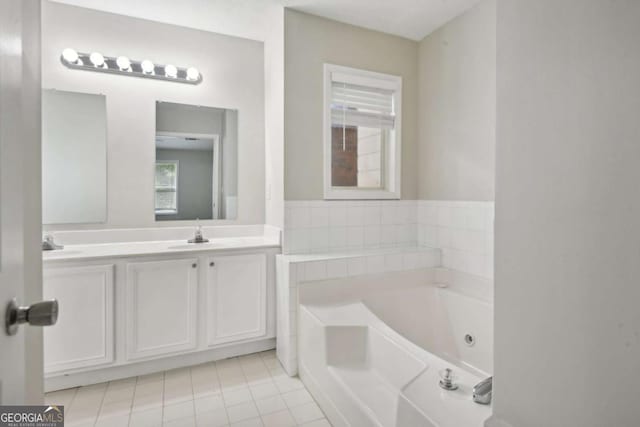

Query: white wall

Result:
[491,1,640,426]
[264,3,285,228]
[417,0,496,201]
[284,10,419,200]
[42,1,265,230]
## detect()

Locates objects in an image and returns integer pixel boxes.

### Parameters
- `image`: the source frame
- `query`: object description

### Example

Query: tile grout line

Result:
[93,384,108,427]
[213,358,231,427]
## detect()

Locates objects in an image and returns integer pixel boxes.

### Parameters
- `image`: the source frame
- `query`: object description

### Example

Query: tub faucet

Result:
[42,234,64,251]
[472,376,492,405]
[188,220,209,244]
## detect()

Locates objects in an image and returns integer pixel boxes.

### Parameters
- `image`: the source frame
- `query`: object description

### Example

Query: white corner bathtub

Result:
[297,270,493,427]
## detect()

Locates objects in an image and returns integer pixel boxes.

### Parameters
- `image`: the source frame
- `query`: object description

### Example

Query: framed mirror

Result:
[155,101,238,221]
[42,89,107,224]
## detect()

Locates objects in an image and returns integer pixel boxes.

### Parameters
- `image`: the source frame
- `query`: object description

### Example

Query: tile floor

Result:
[45,350,331,427]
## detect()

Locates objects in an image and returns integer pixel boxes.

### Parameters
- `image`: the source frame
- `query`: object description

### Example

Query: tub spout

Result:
[472,376,492,405]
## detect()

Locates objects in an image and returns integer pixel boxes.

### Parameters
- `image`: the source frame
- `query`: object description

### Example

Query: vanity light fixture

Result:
[116,56,131,72]
[62,48,82,65]
[89,52,106,68]
[59,48,203,85]
[141,59,155,75]
[186,67,200,81]
[165,64,178,78]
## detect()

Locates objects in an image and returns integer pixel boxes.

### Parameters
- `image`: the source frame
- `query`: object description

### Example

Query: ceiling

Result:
[282,0,481,40]
[156,135,214,152]
[50,0,481,41]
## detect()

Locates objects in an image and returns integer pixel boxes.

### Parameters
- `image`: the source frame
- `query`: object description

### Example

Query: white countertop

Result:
[43,235,280,263]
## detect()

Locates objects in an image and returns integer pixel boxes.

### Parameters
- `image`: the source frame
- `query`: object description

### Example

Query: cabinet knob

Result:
[209,261,215,267]
[192,263,197,268]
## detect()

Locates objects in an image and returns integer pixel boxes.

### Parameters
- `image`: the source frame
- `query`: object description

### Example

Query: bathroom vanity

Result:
[42,229,279,391]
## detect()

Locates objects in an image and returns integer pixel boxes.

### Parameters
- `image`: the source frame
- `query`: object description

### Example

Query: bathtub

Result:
[297,270,493,427]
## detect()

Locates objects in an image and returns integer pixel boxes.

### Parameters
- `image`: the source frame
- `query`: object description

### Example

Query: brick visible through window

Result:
[331,126,358,187]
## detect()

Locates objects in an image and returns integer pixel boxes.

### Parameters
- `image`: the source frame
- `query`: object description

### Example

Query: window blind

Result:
[331,81,396,130]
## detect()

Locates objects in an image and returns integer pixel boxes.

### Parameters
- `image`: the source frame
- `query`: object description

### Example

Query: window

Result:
[324,64,402,199]
[155,161,179,215]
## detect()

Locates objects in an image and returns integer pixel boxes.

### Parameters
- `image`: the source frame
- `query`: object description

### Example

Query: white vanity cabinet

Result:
[43,265,115,373]
[43,244,278,391]
[125,258,199,360]
[206,253,267,346]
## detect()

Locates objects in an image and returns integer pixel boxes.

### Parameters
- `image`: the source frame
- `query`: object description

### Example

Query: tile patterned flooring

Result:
[45,350,331,427]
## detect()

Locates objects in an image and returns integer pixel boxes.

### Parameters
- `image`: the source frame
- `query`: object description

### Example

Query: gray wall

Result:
[42,1,265,230]
[284,10,419,200]
[156,102,225,135]
[417,0,496,201]
[491,1,640,426]
[156,149,213,221]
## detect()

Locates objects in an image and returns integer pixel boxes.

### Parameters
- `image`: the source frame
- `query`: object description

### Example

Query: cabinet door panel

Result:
[126,258,198,360]
[207,254,267,345]
[44,265,114,373]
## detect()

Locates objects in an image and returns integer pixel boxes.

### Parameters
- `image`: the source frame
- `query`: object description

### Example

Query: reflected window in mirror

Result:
[155,161,179,215]
[155,101,238,221]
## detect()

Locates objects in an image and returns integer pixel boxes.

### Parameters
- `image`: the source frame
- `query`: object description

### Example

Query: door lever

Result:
[5,298,59,336]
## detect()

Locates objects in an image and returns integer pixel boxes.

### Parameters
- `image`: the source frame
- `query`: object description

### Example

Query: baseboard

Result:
[45,338,275,392]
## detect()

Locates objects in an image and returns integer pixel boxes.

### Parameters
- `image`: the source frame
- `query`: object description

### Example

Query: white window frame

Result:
[154,160,179,215]
[323,63,402,200]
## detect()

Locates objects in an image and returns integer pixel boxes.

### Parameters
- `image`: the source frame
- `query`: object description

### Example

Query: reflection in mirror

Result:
[42,89,107,224]
[155,102,238,221]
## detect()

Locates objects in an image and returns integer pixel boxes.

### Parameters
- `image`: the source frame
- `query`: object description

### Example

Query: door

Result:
[0,0,44,404]
[126,259,198,360]
[44,265,114,373]
[206,254,267,346]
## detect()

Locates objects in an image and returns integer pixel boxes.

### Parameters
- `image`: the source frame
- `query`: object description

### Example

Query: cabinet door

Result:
[207,254,267,346]
[126,258,198,360]
[44,265,114,373]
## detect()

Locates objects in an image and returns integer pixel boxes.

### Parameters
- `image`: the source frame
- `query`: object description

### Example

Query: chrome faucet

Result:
[438,368,458,391]
[42,234,64,251]
[188,220,209,244]
[472,376,492,404]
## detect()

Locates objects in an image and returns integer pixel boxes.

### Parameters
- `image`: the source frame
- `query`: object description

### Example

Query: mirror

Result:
[42,89,107,224]
[155,101,238,221]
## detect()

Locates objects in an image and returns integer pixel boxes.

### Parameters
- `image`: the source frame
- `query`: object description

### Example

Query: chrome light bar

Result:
[60,48,203,85]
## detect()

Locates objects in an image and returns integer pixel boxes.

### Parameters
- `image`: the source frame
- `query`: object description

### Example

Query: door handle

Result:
[5,298,59,336]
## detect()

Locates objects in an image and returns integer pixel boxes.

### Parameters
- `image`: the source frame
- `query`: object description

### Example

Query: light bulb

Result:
[165,64,178,78]
[89,52,104,67]
[62,48,79,64]
[116,56,131,71]
[141,60,155,74]
[186,67,199,81]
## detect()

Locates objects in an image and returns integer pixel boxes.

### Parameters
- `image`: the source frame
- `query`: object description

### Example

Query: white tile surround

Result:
[278,200,494,376]
[284,200,494,280]
[283,201,418,254]
[276,248,442,376]
[417,200,494,280]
